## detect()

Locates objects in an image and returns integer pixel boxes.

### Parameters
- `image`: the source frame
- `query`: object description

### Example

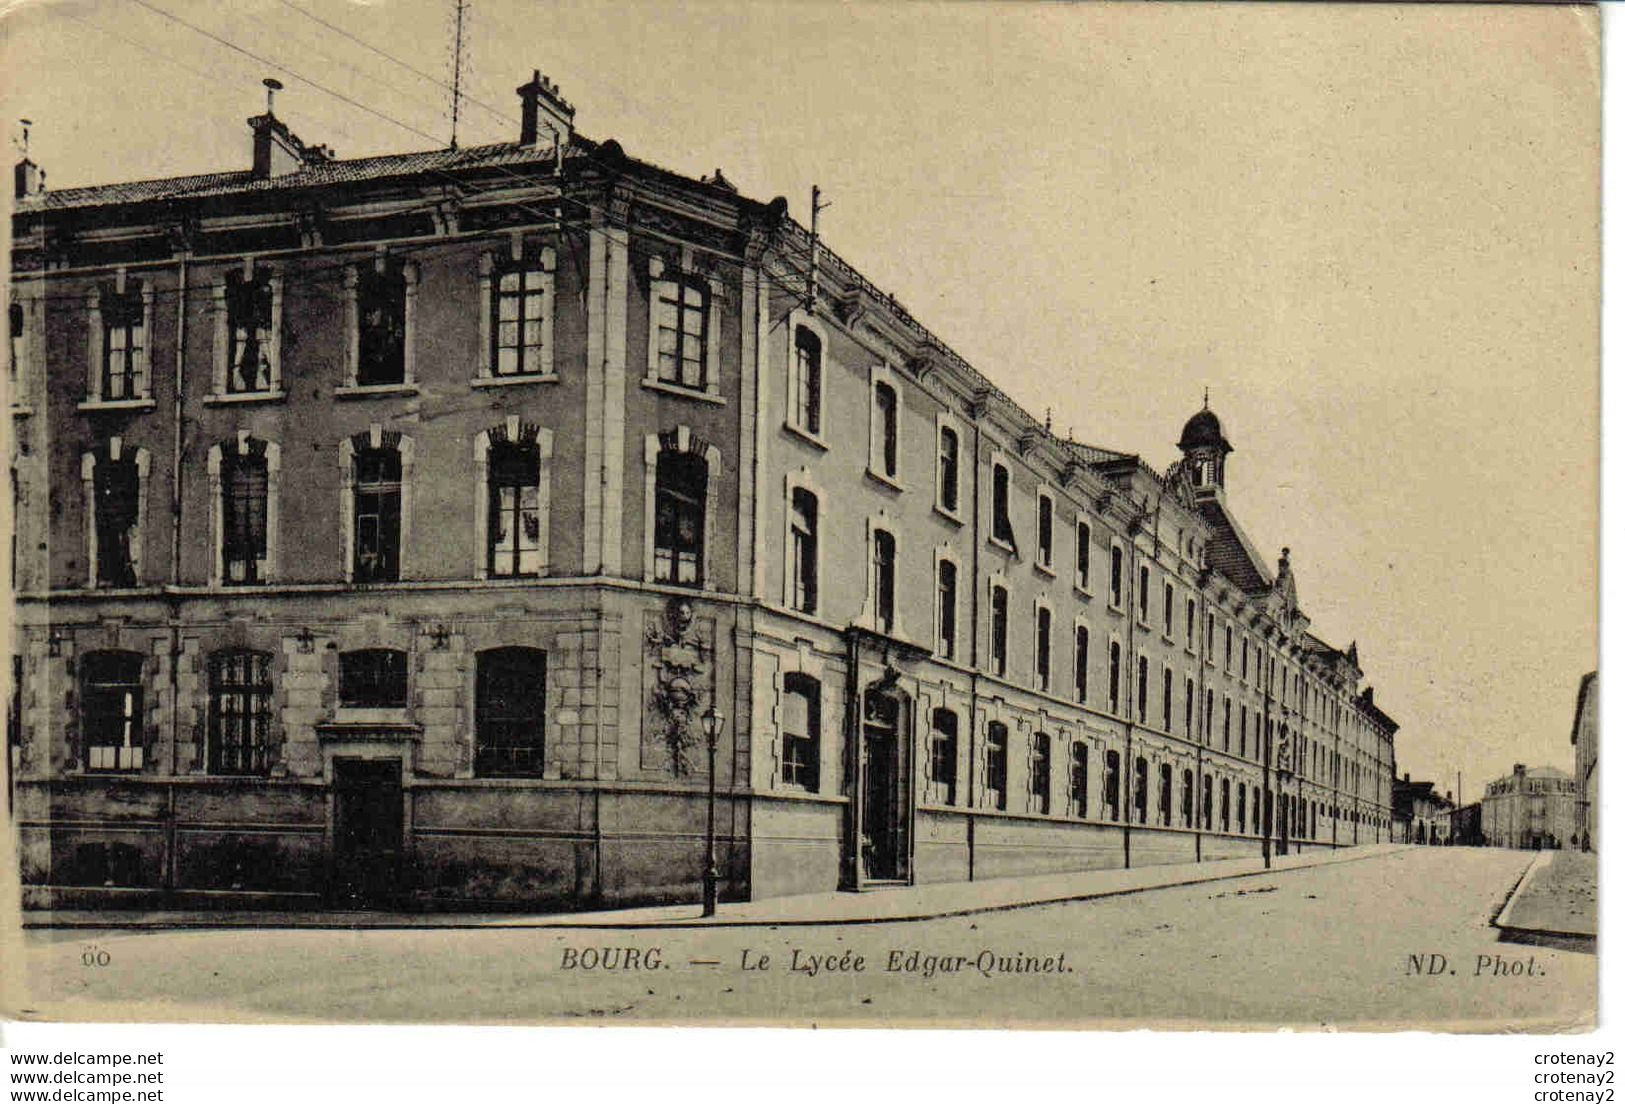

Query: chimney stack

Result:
[248,79,332,180]
[517,70,574,149]
[14,157,41,200]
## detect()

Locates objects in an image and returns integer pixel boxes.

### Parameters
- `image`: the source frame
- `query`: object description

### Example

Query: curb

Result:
[1490,850,1552,931]
[23,846,1398,932]
[1490,850,1597,948]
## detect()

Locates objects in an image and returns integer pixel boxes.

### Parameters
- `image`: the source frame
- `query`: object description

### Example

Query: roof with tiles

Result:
[15,139,588,213]
[1197,499,1271,595]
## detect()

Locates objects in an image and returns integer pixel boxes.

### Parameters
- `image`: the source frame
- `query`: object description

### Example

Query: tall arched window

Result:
[208,650,272,776]
[936,559,957,659]
[1159,763,1173,826]
[476,647,547,776]
[1181,768,1194,827]
[1133,755,1148,824]
[793,326,822,435]
[82,651,144,772]
[1031,732,1051,815]
[985,722,1008,811]
[991,462,1014,546]
[1104,749,1121,821]
[790,488,818,614]
[937,425,959,513]
[871,528,896,635]
[872,381,898,478]
[1069,742,1088,817]
[928,708,957,805]
[654,451,707,586]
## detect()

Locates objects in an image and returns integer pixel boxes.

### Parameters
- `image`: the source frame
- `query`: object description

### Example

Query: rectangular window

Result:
[1206,613,1216,659]
[1159,763,1173,826]
[1076,521,1091,589]
[1138,565,1150,622]
[1036,493,1054,568]
[654,452,706,586]
[1035,607,1052,692]
[1225,625,1234,672]
[1104,749,1121,821]
[990,585,1009,677]
[1181,769,1193,827]
[872,529,896,635]
[992,463,1015,547]
[1162,666,1173,731]
[1203,774,1213,830]
[1222,778,1232,832]
[476,647,547,777]
[793,326,822,435]
[1136,655,1148,722]
[937,425,959,514]
[488,441,542,578]
[781,674,820,792]
[790,488,819,614]
[222,451,268,585]
[1186,598,1196,648]
[937,559,957,659]
[1133,756,1148,824]
[226,269,274,394]
[1069,742,1088,817]
[93,458,139,588]
[1205,689,1214,743]
[339,649,408,708]
[353,448,402,583]
[655,275,708,389]
[82,652,144,772]
[1163,582,1174,636]
[1074,625,1089,702]
[1223,697,1232,752]
[208,650,272,776]
[1110,545,1124,608]
[1185,677,1195,737]
[358,262,408,385]
[929,710,958,805]
[101,288,147,401]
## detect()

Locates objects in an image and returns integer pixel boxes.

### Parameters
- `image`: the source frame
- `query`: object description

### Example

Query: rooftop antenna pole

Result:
[808,185,832,310]
[16,118,31,156]
[449,0,470,149]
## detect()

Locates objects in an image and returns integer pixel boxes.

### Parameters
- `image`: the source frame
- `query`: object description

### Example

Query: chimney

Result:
[248,79,331,180]
[14,157,41,200]
[517,70,574,149]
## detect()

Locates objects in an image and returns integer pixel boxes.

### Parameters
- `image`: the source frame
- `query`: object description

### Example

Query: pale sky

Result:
[1,1,1599,806]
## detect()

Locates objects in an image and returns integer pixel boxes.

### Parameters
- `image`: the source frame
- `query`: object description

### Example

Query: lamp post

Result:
[700,704,724,917]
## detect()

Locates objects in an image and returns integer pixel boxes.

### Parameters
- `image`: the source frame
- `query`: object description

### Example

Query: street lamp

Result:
[700,703,724,917]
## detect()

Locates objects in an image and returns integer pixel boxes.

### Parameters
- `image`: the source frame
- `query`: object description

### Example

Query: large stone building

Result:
[6,74,1399,911]
[1482,765,1577,851]
[1571,671,1597,851]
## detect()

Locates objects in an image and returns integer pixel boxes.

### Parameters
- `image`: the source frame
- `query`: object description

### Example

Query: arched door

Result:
[859,689,910,882]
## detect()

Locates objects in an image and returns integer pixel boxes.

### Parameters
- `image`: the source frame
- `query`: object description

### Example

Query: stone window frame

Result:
[1028,729,1052,816]
[925,705,960,807]
[934,543,963,662]
[767,646,828,793]
[339,424,416,584]
[986,570,1012,679]
[643,251,723,402]
[476,237,559,387]
[933,410,964,524]
[1074,517,1093,595]
[777,670,822,794]
[206,432,281,587]
[1034,486,1056,575]
[340,252,420,395]
[861,511,901,638]
[782,467,826,616]
[1072,617,1090,704]
[80,437,150,589]
[207,258,285,404]
[1032,596,1054,694]
[866,363,903,489]
[81,269,157,411]
[642,425,722,591]
[988,449,1017,556]
[472,417,556,581]
[784,309,827,446]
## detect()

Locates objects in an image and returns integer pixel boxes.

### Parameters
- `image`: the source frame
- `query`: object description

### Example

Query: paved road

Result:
[11,847,1591,1029]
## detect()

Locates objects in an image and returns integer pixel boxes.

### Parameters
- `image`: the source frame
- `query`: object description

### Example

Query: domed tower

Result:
[1178,396,1233,493]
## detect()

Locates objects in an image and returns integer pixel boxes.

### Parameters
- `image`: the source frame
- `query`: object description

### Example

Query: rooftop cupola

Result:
[1178,390,1233,491]
[248,79,333,180]
[517,69,574,149]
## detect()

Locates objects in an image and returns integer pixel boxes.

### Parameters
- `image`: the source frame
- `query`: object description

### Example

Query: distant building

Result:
[1391,774,1453,844]
[1571,672,1597,851]
[1482,765,1576,850]
[1449,801,1482,847]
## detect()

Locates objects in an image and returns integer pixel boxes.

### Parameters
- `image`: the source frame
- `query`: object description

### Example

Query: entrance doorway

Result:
[333,758,404,907]
[860,690,909,882]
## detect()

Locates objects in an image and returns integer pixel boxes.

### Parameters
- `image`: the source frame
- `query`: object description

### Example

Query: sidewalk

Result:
[23,842,1403,931]
[1493,849,1597,950]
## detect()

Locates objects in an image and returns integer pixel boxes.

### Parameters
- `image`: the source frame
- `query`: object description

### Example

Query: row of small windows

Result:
[55,252,720,408]
[77,646,548,777]
[80,428,708,590]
